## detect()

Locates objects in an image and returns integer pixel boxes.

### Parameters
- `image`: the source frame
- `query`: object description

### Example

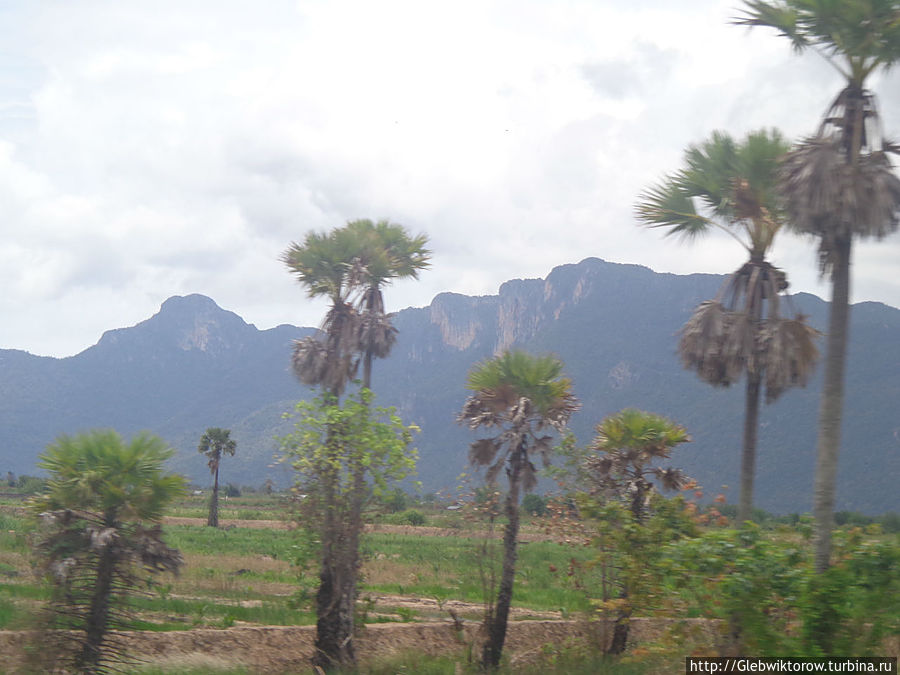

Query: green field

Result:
[1,493,897,674]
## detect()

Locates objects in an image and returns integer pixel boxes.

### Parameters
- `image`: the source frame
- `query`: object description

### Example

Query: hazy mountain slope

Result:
[1,258,897,513]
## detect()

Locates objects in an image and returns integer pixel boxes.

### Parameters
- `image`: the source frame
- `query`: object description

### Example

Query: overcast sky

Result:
[2,1,899,357]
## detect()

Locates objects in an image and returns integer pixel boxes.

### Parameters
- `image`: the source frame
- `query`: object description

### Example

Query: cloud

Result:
[0,1,898,357]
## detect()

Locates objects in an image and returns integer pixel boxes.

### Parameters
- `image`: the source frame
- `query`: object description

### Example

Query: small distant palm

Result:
[198,428,236,528]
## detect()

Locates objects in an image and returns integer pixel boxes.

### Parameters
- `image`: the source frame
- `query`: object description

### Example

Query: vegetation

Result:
[0,6,898,674]
[198,428,237,528]
[282,217,429,671]
[28,430,185,673]
[636,129,819,524]
[580,409,693,653]
[738,0,900,573]
[459,350,578,669]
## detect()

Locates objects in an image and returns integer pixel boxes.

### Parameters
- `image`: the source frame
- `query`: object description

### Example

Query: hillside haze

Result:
[1,258,897,514]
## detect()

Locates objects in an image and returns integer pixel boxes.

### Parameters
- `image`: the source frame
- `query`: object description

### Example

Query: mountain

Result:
[1,258,898,514]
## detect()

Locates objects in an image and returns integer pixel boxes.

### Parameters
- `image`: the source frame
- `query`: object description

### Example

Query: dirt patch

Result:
[0,620,630,673]
[162,517,557,542]
[364,593,561,621]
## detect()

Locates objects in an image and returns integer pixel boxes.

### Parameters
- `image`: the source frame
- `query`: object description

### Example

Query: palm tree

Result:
[458,350,578,669]
[281,220,427,671]
[198,428,237,528]
[587,409,691,653]
[636,129,820,524]
[345,219,430,390]
[738,0,900,571]
[30,430,184,673]
[282,226,367,397]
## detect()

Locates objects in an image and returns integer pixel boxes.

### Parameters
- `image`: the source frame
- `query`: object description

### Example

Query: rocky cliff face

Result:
[1,258,898,514]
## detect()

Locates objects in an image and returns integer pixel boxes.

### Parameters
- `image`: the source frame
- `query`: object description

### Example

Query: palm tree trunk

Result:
[482,451,523,670]
[813,238,851,573]
[313,398,357,671]
[75,543,116,673]
[208,463,219,528]
[738,373,762,525]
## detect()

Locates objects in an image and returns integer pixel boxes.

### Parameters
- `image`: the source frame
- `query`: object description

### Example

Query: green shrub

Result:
[662,526,900,656]
[401,509,426,526]
[523,493,548,516]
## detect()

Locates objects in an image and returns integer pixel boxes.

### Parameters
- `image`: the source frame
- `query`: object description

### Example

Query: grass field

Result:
[0,495,595,634]
[1,493,896,673]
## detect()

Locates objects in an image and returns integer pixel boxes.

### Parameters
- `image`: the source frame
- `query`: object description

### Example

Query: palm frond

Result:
[781,132,900,275]
[760,314,821,402]
[469,438,502,467]
[635,178,715,241]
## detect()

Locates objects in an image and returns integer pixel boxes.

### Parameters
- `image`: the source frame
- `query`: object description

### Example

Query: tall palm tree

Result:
[30,430,184,673]
[738,0,900,571]
[198,427,237,528]
[281,220,427,670]
[283,227,365,669]
[636,129,820,524]
[458,350,578,669]
[345,219,430,390]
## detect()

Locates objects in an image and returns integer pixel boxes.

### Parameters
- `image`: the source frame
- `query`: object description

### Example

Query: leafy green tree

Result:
[586,408,692,653]
[29,430,184,673]
[458,350,578,669]
[279,390,417,669]
[738,0,900,571]
[198,427,237,528]
[636,129,819,525]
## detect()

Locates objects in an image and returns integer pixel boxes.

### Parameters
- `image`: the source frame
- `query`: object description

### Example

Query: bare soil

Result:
[162,517,558,541]
[0,618,724,673]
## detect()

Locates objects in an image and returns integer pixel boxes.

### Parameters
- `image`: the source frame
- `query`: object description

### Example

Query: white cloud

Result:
[0,0,898,356]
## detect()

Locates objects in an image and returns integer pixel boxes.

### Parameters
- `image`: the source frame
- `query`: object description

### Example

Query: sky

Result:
[1,1,899,358]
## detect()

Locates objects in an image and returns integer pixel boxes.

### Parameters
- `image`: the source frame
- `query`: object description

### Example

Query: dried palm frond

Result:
[780,88,900,276]
[486,456,506,485]
[521,459,538,493]
[678,301,732,386]
[760,315,821,402]
[652,467,689,492]
[469,438,501,467]
[357,311,398,360]
[291,337,329,386]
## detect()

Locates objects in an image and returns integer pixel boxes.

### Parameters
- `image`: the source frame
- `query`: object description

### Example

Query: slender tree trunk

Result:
[208,462,219,528]
[482,451,523,670]
[313,398,357,672]
[609,482,647,655]
[813,238,851,573]
[75,543,116,673]
[738,373,762,525]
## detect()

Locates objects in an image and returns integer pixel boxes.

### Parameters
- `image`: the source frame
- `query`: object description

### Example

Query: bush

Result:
[662,526,900,656]
[224,483,242,498]
[879,512,900,533]
[401,509,426,526]
[523,493,548,517]
[382,488,408,513]
[16,475,46,494]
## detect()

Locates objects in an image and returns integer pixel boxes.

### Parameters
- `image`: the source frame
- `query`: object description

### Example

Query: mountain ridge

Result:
[1,257,897,514]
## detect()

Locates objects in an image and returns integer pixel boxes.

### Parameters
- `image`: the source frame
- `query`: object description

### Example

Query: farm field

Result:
[0,493,897,673]
[0,493,632,673]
